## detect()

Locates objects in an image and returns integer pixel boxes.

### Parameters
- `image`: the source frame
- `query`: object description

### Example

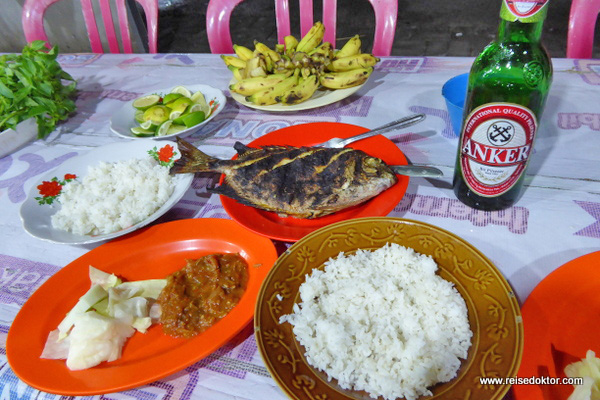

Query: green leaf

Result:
[0,82,14,98]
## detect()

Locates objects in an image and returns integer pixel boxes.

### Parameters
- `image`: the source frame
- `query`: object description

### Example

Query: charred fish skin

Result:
[171,138,397,219]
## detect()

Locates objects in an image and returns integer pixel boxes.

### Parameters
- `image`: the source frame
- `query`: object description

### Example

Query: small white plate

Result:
[229,79,365,112]
[20,140,194,244]
[110,84,226,140]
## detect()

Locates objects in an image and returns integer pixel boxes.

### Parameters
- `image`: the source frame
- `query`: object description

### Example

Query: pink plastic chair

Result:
[567,0,600,58]
[22,0,158,53]
[206,0,398,56]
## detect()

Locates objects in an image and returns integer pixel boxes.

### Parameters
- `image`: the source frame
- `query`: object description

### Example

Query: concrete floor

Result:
[156,0,598,58]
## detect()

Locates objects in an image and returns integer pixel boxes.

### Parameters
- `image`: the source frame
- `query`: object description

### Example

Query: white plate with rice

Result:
[255,217,523,400]
[20,140,194,245]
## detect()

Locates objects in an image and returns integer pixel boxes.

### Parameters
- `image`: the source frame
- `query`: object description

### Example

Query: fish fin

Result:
[233,141,252,156]
[171,137,219,174]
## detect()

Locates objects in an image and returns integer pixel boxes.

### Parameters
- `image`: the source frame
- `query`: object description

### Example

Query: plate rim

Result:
[19,140,194,244]
[110,83,226,140]
[229,78,365,112]
[219,122,410,242]
[6,218,278,395]
[254,216,524,400]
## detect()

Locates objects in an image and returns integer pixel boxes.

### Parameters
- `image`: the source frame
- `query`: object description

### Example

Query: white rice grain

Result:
[280,243,472,400]
[51,157,175,235]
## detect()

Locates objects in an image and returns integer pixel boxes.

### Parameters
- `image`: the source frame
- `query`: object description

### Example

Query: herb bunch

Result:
[0,41,77,139]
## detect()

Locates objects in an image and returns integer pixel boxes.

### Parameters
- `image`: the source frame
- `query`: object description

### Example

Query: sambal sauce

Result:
[157,253,248,338]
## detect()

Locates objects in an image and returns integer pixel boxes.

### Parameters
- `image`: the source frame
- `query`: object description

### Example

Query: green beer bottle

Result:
[452,0,553,211]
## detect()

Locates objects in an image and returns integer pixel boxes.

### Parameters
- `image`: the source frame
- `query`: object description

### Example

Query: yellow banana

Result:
[228,65,245,81]
[284,35,298,53]
[328,53,380,71]
[308,41,332,56]
[221,55,247,69]
[245,55,267,77]
[296,22,325,53]
[320,67,373,89]
[233,44,254,61]
[254,41,281,62]
[246,70,300,105]
[230,73,291,96]
[278,75,320,105]
[335,34,361,58]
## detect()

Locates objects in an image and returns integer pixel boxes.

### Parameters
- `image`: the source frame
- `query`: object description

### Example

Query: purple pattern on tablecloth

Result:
[574,201,600,239]
[0,254,60,306]
[57,53,101,67]
[153,54,196,65]
[574,59,600,85]
[410,105,455,139]
[0,152,78,204]
[377,57,426,73]
[557,112,600,131]
[396,193,529,234]
[77,89,143,102]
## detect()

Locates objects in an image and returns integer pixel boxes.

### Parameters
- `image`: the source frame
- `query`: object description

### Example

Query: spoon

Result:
[390,164,443,178]
[316,113,426,148]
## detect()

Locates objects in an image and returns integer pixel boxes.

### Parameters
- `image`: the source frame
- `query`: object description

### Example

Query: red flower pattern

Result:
[37,180,62,197]
[157,145,175,163]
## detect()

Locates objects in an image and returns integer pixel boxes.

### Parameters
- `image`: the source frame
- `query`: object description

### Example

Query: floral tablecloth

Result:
[0,53,599,399]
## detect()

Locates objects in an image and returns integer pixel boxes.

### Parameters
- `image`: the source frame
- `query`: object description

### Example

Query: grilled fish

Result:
[171,137,397,219]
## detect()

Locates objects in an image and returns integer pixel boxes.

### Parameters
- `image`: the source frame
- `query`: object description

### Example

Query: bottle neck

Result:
[497,0,548,43]
[497,19,544,43]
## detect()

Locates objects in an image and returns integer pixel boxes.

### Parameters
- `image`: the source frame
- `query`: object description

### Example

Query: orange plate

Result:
[220,122,410,242]
[513,251,600,400]
[6,218,278,396]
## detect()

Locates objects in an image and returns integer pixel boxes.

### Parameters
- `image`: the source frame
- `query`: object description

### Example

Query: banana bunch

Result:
[221,22,380,106]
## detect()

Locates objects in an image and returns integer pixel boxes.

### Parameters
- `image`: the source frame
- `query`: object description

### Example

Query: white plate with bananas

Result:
[223,22,378,112]
[110,84,226,140]
[228,79,366,112]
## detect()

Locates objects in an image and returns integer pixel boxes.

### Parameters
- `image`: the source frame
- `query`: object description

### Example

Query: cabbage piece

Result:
[132,317,152,333]
[65,311,135,371]
[116,279,167,299]
[566,350,600,400]
[57,284,108,339]
[41,329,71,360]
[89,266,122,290]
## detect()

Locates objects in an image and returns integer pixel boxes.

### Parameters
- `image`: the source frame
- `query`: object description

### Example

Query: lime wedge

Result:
[190,91,207,104]
[162,93,183,105]
[170,86,192,98]
[139,120,155,130]
[130,126,156,137]
[169,110,184,120]
[156,120,173,136]
[166,124,188,135]
[134,110,145,123]
[132,94,160,110]
[188,102,210,116]
[168,97,192,113]
[143,105,170,125]
[180,111,206,128]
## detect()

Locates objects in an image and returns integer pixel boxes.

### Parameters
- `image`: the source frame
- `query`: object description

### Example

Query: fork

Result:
[315,113,426,148]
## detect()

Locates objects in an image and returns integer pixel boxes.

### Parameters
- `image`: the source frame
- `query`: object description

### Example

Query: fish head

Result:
[357,156,398,191]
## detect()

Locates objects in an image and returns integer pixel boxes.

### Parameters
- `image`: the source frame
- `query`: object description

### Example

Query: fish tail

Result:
[171,137,218,174]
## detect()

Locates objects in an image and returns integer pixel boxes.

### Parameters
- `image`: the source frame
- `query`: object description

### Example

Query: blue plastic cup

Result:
[442,73,469,136]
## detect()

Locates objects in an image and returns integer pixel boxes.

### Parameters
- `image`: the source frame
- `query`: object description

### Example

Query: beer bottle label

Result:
[459,103,537,197]
[501,0,549,22]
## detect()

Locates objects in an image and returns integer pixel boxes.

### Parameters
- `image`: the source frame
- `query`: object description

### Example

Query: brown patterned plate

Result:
[255,217,523,400]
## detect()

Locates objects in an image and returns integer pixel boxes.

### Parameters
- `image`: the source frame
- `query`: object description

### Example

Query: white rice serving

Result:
[51,157,175,235]
[279,243,472,400]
